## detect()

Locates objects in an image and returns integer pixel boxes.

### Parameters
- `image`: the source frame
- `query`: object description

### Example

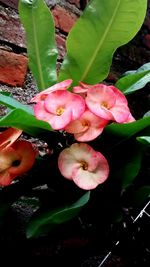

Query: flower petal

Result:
[58,146,80,180]
[0,147,21,186]
[45,90,85,121]
[0,171,14,186]
[58,143,109,190]
[31,79,72,103]
[9,140,37,176]
[0,128,22,150]
[34,101,53,125]
[65,120,88,134]
[87,84,116,107]
[73,151,109,190]
[47,109,72,130]
[0,147,20,172]
[45,90,72,114]
[110,104,130,123]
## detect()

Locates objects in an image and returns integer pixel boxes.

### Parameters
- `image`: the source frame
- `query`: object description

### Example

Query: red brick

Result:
[0,6,26,48]
[0,50,28,87]
[52,6,77,33]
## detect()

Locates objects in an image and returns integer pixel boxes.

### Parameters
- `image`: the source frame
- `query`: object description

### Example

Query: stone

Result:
[0,49,28,87]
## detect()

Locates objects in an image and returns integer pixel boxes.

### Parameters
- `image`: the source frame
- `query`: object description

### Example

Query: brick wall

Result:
[0,0,150,88]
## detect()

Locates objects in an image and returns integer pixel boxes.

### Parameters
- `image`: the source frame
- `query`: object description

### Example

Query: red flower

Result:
[0,128,37,186]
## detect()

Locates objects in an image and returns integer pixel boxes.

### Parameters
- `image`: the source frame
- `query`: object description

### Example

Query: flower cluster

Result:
[31,80,134,190]
[31,80,134,142]
[0,128,37,186]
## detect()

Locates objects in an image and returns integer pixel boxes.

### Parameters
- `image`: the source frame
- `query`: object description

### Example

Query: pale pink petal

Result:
[34,101,53,124]
[47,109,72,130]
[34,94,72,129]
[58,146,81,180]
[86,100,114,120]
[124,113,136,123]
[67,109,108,141]
[58,143,101,177]
[58,143,99,180]
[31,79,72,102]
[87,84,116,107]
[110,104,130,123]
[111,86,128,105]
[45,90,85,121]
[72,151,109,190]
[68,94,85,120]
[74,125,104,142]
[70,143,100,171]
[44,90,72,114]
[86,85,117,120]
[58,143,109,190]
[65,120,88,134]
[0,128,22,150]
[72,169,100,190]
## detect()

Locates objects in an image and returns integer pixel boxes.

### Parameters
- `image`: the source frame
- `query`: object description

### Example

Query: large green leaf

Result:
[19,0,58,91]
[58,0,147,86]
[116,147,143,188]
[26,191,90,238]
[133,186,150,206]
[115,62,150,94]
[136,136,150,145]
[106,116,150,139]
[0,109,51,136]
[0,93,33,114]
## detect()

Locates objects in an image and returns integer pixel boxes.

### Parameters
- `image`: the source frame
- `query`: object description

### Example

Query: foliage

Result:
[0,0,149,240]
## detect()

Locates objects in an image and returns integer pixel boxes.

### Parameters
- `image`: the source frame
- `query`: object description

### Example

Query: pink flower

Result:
[124,113,136,123]
[0,128,37,186]
[65,109,108,141]
[34,90,85,130]
[73,82,90,97]
[31,79,72,103]
[58,143,109,190]
[85,84,131,123]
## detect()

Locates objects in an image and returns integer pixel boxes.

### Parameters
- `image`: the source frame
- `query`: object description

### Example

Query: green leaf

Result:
[26,191,90,238]
[136,136,150,145]
[19,0,58,91]
[0,109,52,136]
[144,110,150,118]
[58,0,147,86]
[133,186,150,206]
[106,116,150,139]
[115,146,143,188]
[0,93,33,114]
[115,62,150,94]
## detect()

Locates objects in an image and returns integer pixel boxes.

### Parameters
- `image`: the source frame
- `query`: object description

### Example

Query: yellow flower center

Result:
[101,101,109,109]
[56,107,65,116]
[81,120,90,127]
[80,160,88,170]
